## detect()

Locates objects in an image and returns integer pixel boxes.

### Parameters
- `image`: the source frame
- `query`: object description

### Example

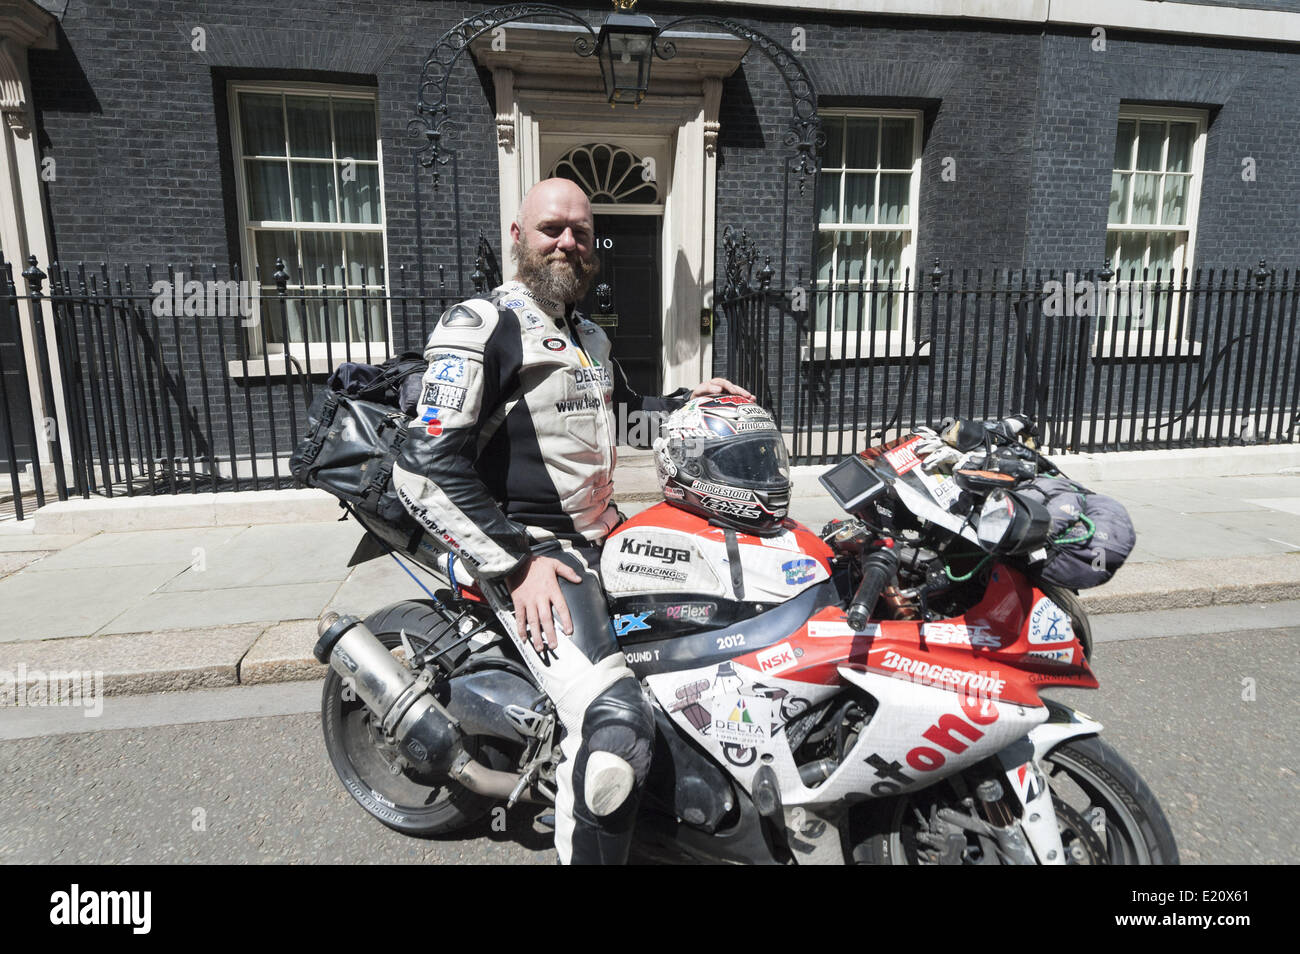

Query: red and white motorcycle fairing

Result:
[618,507,1100,865]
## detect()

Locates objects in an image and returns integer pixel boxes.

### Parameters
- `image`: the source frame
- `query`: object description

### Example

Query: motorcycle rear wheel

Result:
[852,735,1179,865]
[320,601,508,837]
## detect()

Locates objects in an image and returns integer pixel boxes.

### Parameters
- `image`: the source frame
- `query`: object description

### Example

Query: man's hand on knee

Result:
[507,555,582,652]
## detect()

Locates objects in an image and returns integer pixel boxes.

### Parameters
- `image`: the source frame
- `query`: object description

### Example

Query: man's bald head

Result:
[515,178,593,234]
[510,178,599,305]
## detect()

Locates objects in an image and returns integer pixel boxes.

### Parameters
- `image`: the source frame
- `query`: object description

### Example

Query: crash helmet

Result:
[653,396,791,534]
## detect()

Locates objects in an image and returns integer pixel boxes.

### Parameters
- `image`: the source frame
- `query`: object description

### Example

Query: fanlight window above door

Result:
[549,143,660,204]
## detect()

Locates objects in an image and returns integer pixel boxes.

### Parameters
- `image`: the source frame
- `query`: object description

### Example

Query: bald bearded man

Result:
[392,178,750,863]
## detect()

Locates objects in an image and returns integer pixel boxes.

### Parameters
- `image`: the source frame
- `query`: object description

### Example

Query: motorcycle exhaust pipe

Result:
[314,612,464,775]
[313,612,544,804]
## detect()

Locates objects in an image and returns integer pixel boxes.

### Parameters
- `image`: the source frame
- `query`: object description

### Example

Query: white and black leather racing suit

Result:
[391,279,689,864]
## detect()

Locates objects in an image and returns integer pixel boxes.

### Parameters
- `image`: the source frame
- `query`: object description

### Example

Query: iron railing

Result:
[0,251,499,519]
[718,258,1300,463]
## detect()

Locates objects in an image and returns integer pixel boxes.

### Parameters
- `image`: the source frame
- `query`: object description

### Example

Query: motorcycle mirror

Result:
[976,489,1051,554]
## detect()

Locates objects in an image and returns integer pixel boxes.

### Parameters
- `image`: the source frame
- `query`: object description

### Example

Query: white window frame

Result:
[808,107,924,361]
[1100,105,1207,358]
[227,80,391,376]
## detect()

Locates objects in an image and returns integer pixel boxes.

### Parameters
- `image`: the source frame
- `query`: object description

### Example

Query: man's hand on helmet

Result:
[689,377,753,400]
[507,555,582,652]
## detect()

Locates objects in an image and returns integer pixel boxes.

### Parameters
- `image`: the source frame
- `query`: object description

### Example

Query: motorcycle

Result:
[312,419,1178,865]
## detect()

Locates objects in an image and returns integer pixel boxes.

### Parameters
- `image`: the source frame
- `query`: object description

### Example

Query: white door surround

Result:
[471,23,749,392]
[1,11,63,472]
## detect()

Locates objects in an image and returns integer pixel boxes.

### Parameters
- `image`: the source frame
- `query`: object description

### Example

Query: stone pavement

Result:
[1,451,1297,703]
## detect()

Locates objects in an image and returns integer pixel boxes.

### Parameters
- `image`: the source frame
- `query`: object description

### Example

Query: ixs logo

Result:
[619,537,691,566]
[863,691,1001,796]
[50,884,151,934]
[613,612,652,637]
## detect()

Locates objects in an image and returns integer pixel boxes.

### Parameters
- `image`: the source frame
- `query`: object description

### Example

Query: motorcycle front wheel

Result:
[851,735,1179,865]
[320,601,510,837]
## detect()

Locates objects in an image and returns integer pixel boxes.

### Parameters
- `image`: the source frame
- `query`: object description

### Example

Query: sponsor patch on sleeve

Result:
[429,353,467,383]
[422,383,467,410]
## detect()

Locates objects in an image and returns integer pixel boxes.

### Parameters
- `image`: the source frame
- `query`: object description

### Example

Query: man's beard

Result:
[511,239,600,306]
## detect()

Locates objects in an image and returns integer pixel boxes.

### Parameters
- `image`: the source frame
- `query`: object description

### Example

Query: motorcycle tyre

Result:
[321,601,509,838]
[851,734,1178,865]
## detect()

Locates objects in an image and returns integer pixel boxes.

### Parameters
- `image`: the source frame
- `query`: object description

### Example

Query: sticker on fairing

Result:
[806,620,860,639]
[1027,597,1073,644]
[1025,647,1074,664]
[755,641,797,675]
[710,695,771,745]
[884,437,923,475]
[781,558,817,585]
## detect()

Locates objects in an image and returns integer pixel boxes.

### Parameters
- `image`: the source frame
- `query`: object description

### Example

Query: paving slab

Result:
[26,526,247,572]
[324,555,434,618]
[0,552,52,579]
[1123,514,1291,560]
[0,563,184,642]
[100,581,343,635]
[0,531,94,552]
[1088,482,1267,514]
[1247,497,1300,518]
[156,522,362,593]
[1197,510,1300,550]
[240,619,328,685]
[0,624,266,701]
[1081,553,1300,615]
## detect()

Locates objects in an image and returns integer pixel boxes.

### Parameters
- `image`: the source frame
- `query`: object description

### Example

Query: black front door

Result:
[581,214,662,398]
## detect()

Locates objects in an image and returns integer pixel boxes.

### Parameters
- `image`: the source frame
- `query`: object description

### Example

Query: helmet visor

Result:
[703,435,790,490]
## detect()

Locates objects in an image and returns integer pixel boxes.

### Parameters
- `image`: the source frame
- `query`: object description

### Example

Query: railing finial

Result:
[22,255,46,295]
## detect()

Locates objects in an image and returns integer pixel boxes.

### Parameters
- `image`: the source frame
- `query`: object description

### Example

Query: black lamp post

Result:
[595,2,660,106]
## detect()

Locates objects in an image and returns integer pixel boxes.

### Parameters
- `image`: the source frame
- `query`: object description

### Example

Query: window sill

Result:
[227,343,392,379]
[800,338,931,362]
[1091,338,1203,360]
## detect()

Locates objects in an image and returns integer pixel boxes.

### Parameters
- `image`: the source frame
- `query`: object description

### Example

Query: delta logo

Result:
[421,407,443,436]
[714,698,765,742]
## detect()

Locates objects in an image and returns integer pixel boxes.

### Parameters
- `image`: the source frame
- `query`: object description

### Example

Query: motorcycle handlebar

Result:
[847,547,900,632]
